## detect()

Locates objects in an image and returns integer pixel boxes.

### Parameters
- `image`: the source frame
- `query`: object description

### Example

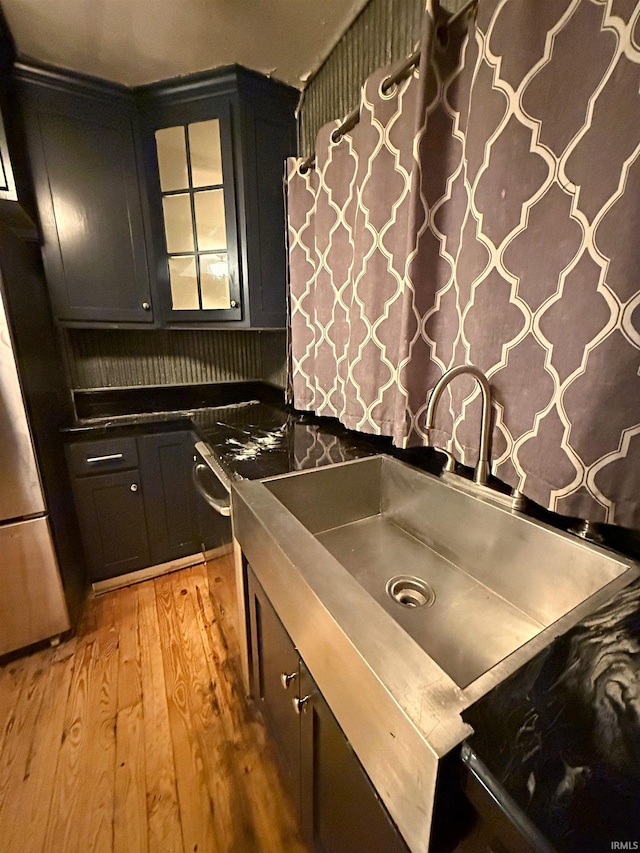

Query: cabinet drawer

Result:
[66,436,138,476]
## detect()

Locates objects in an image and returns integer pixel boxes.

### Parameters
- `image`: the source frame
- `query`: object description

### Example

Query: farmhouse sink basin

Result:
[232,455,637,853]
[264,456,632,687]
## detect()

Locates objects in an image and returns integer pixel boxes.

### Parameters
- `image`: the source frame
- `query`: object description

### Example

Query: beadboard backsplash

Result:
[299,0,426,157]
[63,328,287,390]
[299,0,472,157]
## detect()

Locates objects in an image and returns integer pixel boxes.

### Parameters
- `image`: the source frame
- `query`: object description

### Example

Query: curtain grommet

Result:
[379,78,399,99]
[379,64,419,100]
[298,156,315,175]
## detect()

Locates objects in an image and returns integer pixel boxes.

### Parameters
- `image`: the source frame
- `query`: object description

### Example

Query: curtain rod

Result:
[298,0,477,174]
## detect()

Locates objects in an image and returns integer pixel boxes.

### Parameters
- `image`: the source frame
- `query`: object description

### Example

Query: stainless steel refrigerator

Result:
[0,259,70,654]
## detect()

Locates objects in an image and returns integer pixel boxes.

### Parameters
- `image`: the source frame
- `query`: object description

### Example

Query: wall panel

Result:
[299,0,426,156]
[63,328,287,390]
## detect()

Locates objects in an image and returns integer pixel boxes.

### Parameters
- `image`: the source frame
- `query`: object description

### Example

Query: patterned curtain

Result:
[287,0,640,529]
[287,60,422,433]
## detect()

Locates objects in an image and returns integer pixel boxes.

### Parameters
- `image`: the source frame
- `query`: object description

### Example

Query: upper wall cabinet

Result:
[14,64,297,329]
[137,67,298,328]
[14,64,155,326]
[147,97,241,322]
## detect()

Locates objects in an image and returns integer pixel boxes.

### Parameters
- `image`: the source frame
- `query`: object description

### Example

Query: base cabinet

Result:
[71,468,151,578]
[249,570,301,812]
[247,567,408,853]
[138,431,199,564]
[67,429,230,582]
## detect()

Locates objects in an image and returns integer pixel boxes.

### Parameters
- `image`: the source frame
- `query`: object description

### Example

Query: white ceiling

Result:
[0,0,372,89]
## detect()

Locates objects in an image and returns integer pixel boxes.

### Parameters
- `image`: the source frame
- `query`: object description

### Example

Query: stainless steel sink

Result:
[232,455,637,853]
[263,456,633,688]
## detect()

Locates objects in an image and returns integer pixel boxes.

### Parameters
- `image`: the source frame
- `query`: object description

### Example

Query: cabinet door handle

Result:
[86,453,124,464]
[130,483,138,492]
[280,671,297,690]
[142,301,151,311]
[293,695,311,715]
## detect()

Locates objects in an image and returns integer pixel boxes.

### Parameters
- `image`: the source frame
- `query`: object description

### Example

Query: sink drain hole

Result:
[386,576,435,608]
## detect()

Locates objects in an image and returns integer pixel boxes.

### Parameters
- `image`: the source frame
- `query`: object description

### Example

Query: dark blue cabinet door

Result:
[73,469,150,580]
[247,565,409,852]
[138,67,298,328]
[299,662,409,853]
[138,430,199,565]
[248,566,302,815]
[17,72,154,324]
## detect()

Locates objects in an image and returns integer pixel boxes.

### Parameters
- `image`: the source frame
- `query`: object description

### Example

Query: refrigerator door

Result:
[0,516,70,654]
[0,281,45,521]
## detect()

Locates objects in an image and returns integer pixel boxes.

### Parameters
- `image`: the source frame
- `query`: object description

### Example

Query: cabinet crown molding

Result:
[134,63,298,110]
[13,59,134,106]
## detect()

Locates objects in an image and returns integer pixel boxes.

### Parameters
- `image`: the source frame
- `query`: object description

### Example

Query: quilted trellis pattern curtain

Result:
[287,0,640,529]
[396,0,640,528]
[287,60,423,433]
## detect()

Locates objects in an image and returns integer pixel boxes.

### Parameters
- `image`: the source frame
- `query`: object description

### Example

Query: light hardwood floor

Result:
[0,555,310,853]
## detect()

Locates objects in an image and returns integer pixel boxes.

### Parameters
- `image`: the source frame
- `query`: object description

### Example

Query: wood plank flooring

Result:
[0,556,310,853]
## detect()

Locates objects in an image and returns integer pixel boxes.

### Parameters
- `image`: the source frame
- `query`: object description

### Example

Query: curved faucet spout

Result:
[425,364,492,485]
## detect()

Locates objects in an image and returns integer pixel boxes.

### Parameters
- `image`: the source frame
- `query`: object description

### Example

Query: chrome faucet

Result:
[425,364,492,486]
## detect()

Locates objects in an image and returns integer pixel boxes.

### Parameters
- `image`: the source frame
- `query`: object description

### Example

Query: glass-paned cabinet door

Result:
[155,111,241,320]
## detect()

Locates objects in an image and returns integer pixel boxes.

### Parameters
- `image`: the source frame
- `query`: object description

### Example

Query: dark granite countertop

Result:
[63,382,418,483]
[69,381,285,422]
[191,402,386,482]
[463,576,640,852]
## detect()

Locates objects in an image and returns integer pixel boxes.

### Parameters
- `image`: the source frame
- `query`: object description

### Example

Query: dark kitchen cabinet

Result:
[14,64,155,326]
[247,567,408,853]
[137,66,298,328]
[248,568,302,811]
[138,430,199,564]
[298,660,409,853]
[13,62,296,329]
[66,430,228,582]
[71,469,151,580]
